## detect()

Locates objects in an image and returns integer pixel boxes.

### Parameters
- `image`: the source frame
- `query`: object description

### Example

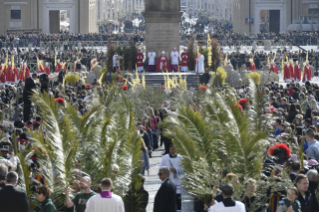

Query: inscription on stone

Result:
[152,30,175,49]
[10,22,22,28]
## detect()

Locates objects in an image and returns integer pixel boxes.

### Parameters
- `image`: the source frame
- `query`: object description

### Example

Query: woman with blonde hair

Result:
[308,98,319,112]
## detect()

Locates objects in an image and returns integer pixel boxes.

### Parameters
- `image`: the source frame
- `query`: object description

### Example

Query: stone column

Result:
[143,0,182,56]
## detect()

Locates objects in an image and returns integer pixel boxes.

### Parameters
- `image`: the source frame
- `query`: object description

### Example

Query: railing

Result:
[38,41,134,52]
[44,0,75,2]
[180,39,292,50]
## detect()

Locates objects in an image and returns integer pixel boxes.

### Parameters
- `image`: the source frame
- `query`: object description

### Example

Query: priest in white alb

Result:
[85,178,125,212]
[195,53,205,74]
[170,47,179,72]
[159,145,183,210]
[112,51,120,73]
[148,49,156,72]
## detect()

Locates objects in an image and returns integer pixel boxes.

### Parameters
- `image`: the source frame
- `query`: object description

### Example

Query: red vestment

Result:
[56,63,66,73]
[289,64,294,79]
[19,65,30,82]
[269,63,278,75]
[283,65,290,81]
[136,52,144,68]
[249,62,256,71]
[91,61,97,71]
[6,67,18,83]
[37,65,45,74]
[156,55,170,71]
[181,52,189,67]
[44,67,50,75]
[294,65,301,81]
[302,65,312,82]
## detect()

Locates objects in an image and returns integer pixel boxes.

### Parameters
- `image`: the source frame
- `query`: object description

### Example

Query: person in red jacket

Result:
[136,49,144,72]
[248,59,256,71]
[181,48,189,72]
[283,62,290,82]
[294,61,301,82]
[269,60,278,75]
[302,61,312,82]
[289,59,294,80]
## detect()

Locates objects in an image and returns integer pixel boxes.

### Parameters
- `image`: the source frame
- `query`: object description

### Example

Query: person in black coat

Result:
[23,73,37,122]
[0,171,30,212]
[154,167,176,212]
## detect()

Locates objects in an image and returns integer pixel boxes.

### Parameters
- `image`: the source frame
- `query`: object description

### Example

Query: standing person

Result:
[302,61,312,82]
[270,60,278,75]
[56,59,64,73]
[305,129,319,160]
[136,49,144,72]
[90,58,97,71]
[181,48,189,72]
[195,52,205,74]
[64,176,96,212]
[0,62,6,85]
[208,184,246,212]
[289,59,294,80]
[148,49,156,72]
[276,187,301,212]
[154,167,177,212]
[248,59,256,71]
[34,185,56,212]
[159,145,183,210]
[284,61,291,82]
[242,178,262,212]
[85,178,125,212]
[170,47,179,72]
[19,62,31,82]
[0,171,30,212]
[156,51,170,71]
[295,174,317,212]
[44,62,51,75]
[23,73,37,122]
[306,169,319,199]
[295,61,301,82]
[113,51,120,73]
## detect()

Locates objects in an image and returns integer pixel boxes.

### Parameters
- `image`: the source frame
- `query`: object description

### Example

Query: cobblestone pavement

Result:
[144,147,196,212]
[145,147,164,212]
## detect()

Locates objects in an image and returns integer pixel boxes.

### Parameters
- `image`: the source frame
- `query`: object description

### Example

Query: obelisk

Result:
[142,0,183,57]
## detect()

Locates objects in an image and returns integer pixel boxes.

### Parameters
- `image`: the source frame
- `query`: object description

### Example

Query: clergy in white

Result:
[159,145,183,210]
[112,51,120,73]
[85,178,125,212]
[208,184,246,212]
[148,49,156,72]
[195,54,205,74]
[170,47,179,72]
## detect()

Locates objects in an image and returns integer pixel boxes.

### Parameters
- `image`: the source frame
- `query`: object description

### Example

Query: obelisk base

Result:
[143,11,183,58]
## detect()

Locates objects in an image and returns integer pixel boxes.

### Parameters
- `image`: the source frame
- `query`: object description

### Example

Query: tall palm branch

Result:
[29,91,79,210]
[218,86,269,178]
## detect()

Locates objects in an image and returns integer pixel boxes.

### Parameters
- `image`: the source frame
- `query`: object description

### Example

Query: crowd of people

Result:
[1,24,319,212]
